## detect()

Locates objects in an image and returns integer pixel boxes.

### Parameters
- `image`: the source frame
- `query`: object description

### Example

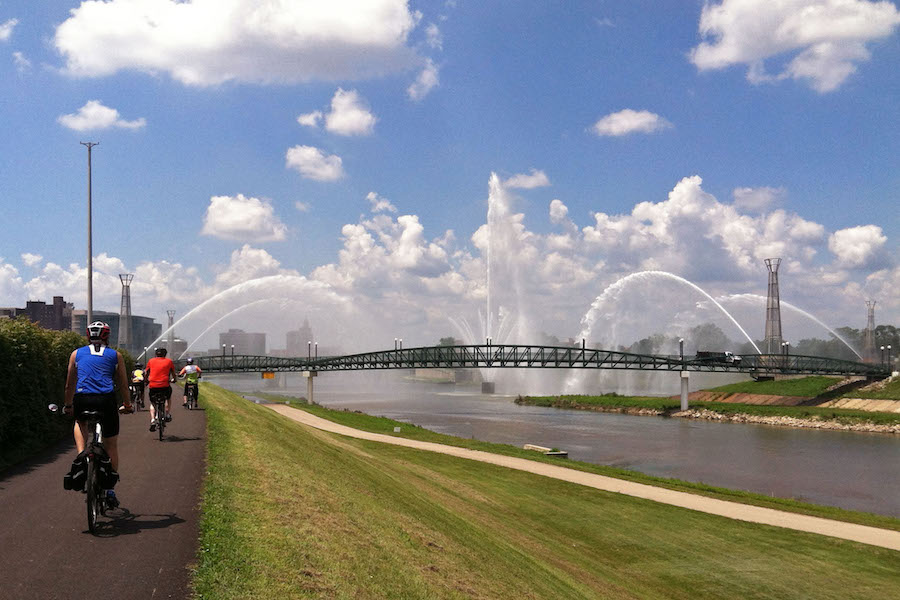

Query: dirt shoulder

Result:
[265,403,900,552]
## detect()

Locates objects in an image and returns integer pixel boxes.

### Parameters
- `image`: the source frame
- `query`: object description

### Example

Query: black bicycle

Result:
[150,389,168,441]
[129,382,144,412]
[52,405,115,533]
[185,383,198,410]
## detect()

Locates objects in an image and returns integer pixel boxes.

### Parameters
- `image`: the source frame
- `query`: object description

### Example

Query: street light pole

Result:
[880,345,886,366]
[81,141,98,323]
[315,342,318,359]
[888,345,893,370]
[307,341,311,360]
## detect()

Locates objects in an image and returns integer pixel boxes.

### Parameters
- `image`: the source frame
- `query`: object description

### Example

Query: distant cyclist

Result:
[63,321,131,506]
[130,363,145,409]
[178,357,202,407]
[145,347,176,432]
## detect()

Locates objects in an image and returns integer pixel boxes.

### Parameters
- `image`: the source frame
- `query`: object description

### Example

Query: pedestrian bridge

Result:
[180,344,889,378]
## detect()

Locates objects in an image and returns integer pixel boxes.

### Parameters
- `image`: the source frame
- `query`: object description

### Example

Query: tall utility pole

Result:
[863,300,876,363]
[81,141,99,323]
[764,258,783,355]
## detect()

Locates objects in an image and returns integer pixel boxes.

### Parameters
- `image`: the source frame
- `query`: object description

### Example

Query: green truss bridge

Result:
[180,344,889,378]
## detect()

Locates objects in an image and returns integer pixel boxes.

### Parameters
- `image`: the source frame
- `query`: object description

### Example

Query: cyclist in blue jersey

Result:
[64,321,131,504]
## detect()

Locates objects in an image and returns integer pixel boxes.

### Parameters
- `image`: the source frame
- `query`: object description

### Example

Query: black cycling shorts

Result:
[149,386,172,403]
[184,382,198,394]
[73,392,120,438]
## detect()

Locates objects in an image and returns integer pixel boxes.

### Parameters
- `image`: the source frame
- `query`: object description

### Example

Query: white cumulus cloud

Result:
[828,224,887,268]
[504,169,551,190]
[214,245,299,288]
[201,194,288,242]
[367,191,398,213]
[297,111,323,128]
[690,0,900,92]
[592,109,672,137]
[407,58,439,101]
[21,253,43,267]
[57,100,146,131]
[285,146,344,181]
[0,18,17,41]
[325,89,376,136]
[54,0,421,86]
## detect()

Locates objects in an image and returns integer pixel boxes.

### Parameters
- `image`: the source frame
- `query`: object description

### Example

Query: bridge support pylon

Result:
[303,370,317,404]
[680,371,690,411]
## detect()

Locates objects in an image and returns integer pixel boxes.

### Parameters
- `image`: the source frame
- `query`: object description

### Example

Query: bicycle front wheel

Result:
[86,459,99,533]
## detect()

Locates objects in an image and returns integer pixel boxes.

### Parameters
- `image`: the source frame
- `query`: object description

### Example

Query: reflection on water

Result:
[215,372,900,517]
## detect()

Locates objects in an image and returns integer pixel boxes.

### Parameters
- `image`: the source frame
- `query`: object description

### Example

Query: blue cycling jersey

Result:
[75,344,118,394]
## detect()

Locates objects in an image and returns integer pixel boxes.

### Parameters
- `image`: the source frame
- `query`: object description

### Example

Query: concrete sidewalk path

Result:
[266,403,900,552]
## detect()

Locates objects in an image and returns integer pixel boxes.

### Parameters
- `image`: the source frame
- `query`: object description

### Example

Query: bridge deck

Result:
[184,344,889,378]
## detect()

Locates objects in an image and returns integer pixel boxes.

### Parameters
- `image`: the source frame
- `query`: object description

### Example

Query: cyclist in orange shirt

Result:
[144,347,177,432]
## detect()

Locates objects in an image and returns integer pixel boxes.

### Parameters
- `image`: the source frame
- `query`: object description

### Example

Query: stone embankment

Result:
[530,400,900,434]
[673,408,900,434]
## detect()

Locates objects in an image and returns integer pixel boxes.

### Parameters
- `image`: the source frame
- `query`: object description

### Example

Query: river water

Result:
[214,372,900,518]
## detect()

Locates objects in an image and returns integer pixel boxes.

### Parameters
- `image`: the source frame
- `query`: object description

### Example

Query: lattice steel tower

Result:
[118,274,134,352]
[863,300,876,362]
[764,258,783,354]
[167,310,176,355]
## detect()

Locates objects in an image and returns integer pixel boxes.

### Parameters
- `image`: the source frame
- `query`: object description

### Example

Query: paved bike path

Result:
[0,403,206,599]
[265,403,900,552]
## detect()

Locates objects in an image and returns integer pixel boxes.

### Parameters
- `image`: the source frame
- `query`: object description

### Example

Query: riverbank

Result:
[196,385,900,599]
[514,394,900,433]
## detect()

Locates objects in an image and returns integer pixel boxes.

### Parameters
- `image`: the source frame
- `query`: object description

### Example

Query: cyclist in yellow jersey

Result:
[130,364,145,409]
[178,358,202,407]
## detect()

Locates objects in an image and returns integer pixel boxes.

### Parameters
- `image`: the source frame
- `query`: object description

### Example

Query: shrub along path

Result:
[265,403,900,552]
[0,401,205,600]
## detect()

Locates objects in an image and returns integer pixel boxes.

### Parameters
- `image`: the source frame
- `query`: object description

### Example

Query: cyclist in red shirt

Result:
[144,347,177,432]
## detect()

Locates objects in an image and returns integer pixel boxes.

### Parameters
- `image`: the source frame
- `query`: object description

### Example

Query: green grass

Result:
[844,377,900,400]
[706,376,842,397]
[251,391,900,531]
[195,385,900,599]
[516,394,680,412]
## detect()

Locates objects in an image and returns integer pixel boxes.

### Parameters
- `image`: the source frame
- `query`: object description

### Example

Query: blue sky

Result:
[1,0,898,352]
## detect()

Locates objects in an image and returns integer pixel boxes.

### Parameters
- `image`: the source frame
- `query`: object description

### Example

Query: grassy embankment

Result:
[518,376,900,427]
[249,391,900,531]
[195,385,900,599]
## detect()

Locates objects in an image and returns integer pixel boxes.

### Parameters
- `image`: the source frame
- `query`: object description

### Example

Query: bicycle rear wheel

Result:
[158,402,165,441]
[86,459,99,533]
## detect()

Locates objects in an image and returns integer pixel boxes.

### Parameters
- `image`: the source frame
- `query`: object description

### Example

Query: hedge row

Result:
[0,318,133,471]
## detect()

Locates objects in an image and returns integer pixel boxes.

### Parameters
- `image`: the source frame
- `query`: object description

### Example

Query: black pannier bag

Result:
[63,450,88,491]
[63,447,118,491]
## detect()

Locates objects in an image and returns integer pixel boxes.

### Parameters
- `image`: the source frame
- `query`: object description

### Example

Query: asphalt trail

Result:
[0,399,206,600]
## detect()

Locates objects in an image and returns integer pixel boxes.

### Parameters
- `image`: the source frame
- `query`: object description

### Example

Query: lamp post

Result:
[679,338,684,365]
[888,345,893,370]
[881,345,886,367]
[81,141,98,323]
[307,341,311,360]
[314,342,318,359]
[231,344,234,358]
[399,338,403,350]
[678,338,688,411]
[394,338,398,350]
